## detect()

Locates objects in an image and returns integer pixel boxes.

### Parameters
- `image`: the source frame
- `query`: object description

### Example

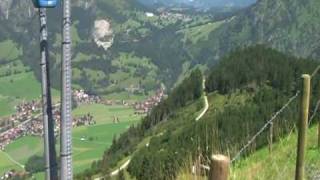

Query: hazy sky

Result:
[139,0,257,7]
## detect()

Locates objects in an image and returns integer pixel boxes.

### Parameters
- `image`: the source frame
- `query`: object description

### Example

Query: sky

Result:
[138,0,257,8]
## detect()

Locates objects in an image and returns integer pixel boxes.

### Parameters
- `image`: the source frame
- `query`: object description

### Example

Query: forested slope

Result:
[77,46,320,179]
[0,0,211,95]
[185,0,320,66]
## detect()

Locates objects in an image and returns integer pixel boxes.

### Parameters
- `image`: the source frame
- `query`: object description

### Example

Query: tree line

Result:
[76,69,203,179]
[77,46,320,179]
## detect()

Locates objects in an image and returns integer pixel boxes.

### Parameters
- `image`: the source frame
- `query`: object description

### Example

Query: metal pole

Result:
[295,74,310,180]
[39,8,58,180]
[60,0,73,178]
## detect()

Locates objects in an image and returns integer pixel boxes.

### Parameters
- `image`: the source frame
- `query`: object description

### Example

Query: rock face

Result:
[0,0,12,19]
[93,19,114,50]
[73,0,95,9]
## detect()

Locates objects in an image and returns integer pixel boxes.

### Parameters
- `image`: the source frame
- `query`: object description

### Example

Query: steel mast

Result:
[60,0,73,178]
[39,8,58,180]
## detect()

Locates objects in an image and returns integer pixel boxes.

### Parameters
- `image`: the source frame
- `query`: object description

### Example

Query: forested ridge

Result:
[76,69,203,179]
[0,0,214,95]
[76,46,320,179]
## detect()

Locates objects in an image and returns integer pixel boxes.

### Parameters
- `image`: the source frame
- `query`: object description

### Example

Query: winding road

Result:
[110,159,131,177]
[195,78,209,121]
[96,77,209,179]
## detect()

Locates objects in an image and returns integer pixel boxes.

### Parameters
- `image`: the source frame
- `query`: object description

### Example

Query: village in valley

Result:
[0,87,166,151]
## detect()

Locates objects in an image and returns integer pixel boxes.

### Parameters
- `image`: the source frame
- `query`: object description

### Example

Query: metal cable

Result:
[231,91,300,163]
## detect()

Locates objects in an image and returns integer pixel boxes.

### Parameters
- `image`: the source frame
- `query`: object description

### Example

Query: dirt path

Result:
[195,78,209,121]
[94,159,131,179]
[96,77,208,178]
[110,159,131,177]
[0,150,24,169]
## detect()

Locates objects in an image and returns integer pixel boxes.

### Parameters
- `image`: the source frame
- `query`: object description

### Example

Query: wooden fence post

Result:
[209,154,230,180]
[295,74,311,180]
[269,122,273,153]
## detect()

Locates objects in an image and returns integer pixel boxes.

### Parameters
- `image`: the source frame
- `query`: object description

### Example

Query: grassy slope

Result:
[0,72,59,117]
[92,96,205,177]
[0,40,21,61]
[177,126,320,180]
[0,39,30,79]
[103,92,247,179]
[0,151,24,175]
[232,126,320,180]
[0,104,142,176]
[179,20,226,44]
[3,136,43,165]
[72,121,137,173]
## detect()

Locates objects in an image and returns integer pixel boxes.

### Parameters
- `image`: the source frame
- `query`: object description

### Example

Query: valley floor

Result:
[0,104,142,177]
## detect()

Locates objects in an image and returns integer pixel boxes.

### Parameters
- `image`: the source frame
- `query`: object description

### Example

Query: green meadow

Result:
[231,126,320,180]
[0,72,59,118]
[72,104,141,124]
[0,40,21,62]
[179,20,225,44]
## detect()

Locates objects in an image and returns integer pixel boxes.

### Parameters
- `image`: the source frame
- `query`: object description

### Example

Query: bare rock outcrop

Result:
[93,19,114,51]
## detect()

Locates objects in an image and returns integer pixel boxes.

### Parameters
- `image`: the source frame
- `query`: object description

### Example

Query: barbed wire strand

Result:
[311,66,320,78]
[309,98,320,126]
[231,91,300,163]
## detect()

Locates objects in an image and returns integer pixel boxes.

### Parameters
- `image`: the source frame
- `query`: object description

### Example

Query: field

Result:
[0,151,24,175]
[73,104,141,124]
[103,91,146,101]
[72,121,135,173]
[179,20,225,44]
[0,72,59,118]
[0,103,142,177]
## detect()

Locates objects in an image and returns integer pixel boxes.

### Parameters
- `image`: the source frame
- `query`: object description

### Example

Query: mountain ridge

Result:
[137,0,256,9]
[188,0,320,64]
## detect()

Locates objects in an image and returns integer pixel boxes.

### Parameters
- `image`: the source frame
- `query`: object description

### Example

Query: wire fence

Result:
[196,67,320,179]
[230,91,300,163]
[230,65,320,164]
[208,66,320,180]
